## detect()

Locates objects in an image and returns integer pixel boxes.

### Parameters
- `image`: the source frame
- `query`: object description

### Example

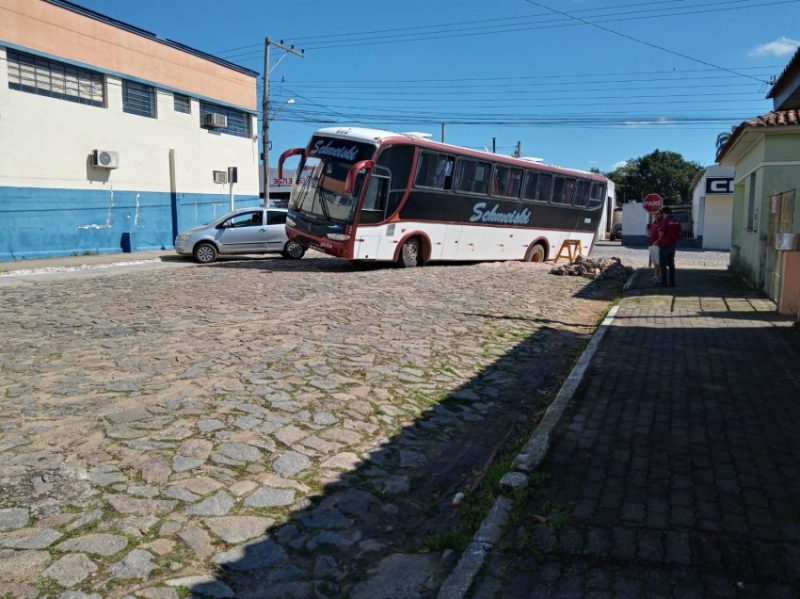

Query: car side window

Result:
[226,212,262,228]
[268,211,287,225]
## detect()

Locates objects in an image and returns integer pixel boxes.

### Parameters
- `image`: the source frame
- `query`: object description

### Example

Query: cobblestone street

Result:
[0,253,618,598]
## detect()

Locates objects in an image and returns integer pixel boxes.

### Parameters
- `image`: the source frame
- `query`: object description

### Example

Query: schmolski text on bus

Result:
[312,140,360,161]
[470,202,532,225]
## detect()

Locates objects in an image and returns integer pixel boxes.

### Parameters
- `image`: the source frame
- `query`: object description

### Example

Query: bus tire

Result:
[282,240,306,260]
[525,243,546,263]
[400,237,421,267]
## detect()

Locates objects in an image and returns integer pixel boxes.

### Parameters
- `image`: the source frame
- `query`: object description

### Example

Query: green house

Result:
[717,49,800,316]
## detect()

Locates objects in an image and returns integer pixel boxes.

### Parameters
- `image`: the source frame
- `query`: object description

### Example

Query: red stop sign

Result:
[643,193,664,212]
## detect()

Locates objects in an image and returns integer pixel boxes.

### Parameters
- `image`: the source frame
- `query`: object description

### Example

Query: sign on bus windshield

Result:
[308,136,376,165]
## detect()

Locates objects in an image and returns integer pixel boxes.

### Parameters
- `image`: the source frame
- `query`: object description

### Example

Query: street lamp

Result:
[263,98,296,207]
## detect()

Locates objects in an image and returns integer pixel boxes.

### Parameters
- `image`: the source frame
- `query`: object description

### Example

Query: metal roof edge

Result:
[44,0,259,78]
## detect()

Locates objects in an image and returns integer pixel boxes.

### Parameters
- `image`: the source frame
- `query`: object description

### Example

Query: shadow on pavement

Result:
[471,267,800,597]
[188,318,597,598]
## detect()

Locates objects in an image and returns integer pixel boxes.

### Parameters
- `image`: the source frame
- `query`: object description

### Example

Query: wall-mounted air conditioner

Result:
[92,150,119,169]
[203,113,228,129]
[213,170,228,184]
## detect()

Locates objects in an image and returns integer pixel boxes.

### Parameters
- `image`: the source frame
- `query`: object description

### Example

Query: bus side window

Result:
[508,168,523,198]
[361,171,390,224]
[523,171,539,202]
[440,156,454,190]
[415,151,451,190]
[493,166,522,198]
[563,178,576,205]
[574,180,590,207]
[457,159,491,195]
[376,144,415,217]
[552,177,566,204]
[588,182,605,208]
[537,174,553,203]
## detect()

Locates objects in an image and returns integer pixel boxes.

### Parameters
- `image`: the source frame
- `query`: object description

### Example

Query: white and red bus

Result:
[280,127,607,266]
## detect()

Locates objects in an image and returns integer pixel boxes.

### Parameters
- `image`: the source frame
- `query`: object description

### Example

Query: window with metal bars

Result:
[123,79,156,118]
[174,93,191,114]
[6,49,104,107]
[199,101,251,137]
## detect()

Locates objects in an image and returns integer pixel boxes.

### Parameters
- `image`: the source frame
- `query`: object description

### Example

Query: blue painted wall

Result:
[0,186,259,261]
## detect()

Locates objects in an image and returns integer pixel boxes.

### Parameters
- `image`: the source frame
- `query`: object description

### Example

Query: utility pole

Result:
[441,123,445,143]
[262,37,304,207]
[513,141,522,158]
[492,137,496,153]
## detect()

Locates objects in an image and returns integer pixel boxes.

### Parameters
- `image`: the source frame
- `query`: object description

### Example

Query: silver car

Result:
[174,207,306,264]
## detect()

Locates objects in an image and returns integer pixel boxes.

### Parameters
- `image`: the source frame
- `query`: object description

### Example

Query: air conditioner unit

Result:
[92,150,119,169]
[213,170,228,184]
[203,113,227,129]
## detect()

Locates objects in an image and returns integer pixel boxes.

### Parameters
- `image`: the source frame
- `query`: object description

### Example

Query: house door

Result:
[765,190,795,301]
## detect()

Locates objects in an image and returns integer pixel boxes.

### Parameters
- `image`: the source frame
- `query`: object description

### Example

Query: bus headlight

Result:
[286,216,296,227]
[326,233,350,241]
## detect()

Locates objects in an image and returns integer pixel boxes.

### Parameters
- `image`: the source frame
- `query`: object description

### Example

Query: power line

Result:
[220,0,796,58]
[270,65,778,86]
[213,0,699,55]
[522,0,771,84]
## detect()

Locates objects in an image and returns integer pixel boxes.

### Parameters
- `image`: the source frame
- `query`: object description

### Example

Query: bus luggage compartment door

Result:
[354,228,381,259]
[440,224,463,260]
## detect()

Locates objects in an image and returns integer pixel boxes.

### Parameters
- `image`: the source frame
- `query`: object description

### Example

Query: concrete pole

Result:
[261,37,270,208]
[260,38,304,208]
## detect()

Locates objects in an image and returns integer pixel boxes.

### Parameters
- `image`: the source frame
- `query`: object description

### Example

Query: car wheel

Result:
[400,237,420,267]
[193,242,218,264]
[282,240,306,260]
[524,243,546,262]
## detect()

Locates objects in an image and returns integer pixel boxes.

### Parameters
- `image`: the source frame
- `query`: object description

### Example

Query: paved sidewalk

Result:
[0,250,174,275]
[474,268,800,598]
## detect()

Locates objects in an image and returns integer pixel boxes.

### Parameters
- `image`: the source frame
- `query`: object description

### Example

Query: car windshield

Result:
[289,157,361,224]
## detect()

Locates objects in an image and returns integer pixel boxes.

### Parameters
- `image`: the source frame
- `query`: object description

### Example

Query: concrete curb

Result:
[0,251,175,277]
[437,302,622,599]
[0,258,163,278]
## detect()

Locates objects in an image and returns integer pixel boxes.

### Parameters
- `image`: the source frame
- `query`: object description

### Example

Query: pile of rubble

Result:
[550,255,632,281]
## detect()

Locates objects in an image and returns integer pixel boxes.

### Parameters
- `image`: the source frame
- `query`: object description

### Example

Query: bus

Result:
[280,127,607,267]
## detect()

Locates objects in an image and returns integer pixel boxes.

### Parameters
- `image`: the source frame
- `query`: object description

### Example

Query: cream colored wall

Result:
[0,47,258,196]
[0,0,256,110]
[702,195,733,250]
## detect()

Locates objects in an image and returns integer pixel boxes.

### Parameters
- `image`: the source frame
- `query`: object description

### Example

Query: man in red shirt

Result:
[648,209,663,283]
[656,206,681,287]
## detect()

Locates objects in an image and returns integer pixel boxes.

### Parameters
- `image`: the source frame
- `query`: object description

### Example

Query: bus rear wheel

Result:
[400,237,421,267]
[525,243,546,263]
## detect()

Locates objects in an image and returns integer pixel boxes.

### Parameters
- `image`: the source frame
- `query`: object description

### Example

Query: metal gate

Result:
[765,190,795,301]
[669,204,694,240]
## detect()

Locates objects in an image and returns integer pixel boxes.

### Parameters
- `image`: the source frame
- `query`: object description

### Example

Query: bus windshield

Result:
[289,157,360,223]
[289,136,378,224]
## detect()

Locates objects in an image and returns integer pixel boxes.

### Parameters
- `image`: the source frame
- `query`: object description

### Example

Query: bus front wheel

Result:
[525,243,546,263]
[400,237,421,267]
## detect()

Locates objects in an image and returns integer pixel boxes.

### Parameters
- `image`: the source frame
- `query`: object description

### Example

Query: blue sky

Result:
[77,0,799,172]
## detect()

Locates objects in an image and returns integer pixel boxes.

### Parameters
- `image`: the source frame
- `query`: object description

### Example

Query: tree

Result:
[605,149,701,205]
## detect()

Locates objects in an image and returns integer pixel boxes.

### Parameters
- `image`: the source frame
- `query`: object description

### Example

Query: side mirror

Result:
[344,160,376,195]
[278,148,305,179]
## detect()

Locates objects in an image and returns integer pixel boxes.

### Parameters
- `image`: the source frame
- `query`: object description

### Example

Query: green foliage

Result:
[605,149,702,205]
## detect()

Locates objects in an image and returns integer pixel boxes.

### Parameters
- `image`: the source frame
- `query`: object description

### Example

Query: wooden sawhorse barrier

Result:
[554,239,583,263]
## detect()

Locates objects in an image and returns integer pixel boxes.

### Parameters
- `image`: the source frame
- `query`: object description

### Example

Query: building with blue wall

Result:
[0,0,260,261]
